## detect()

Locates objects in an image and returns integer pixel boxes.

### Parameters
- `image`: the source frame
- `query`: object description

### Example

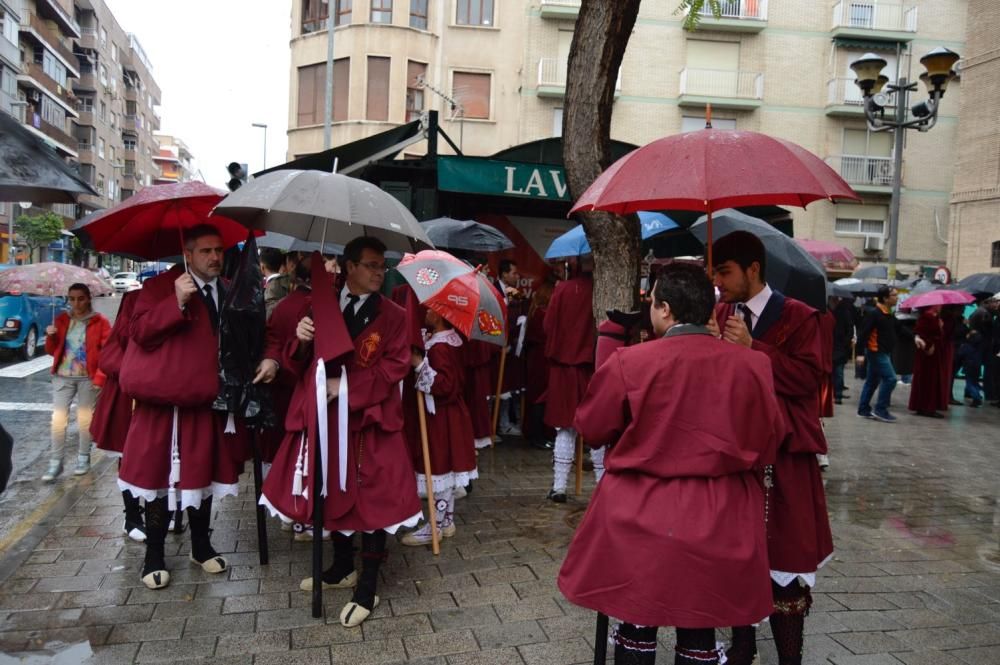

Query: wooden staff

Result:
[417,392,440,555]
[490,345,509,446]
[575,434,584,495]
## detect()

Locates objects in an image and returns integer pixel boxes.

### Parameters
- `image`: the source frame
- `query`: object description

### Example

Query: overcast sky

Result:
[104,0,291,189]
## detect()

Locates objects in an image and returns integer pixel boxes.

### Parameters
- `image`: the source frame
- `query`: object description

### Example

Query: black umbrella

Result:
[689,209,828,311]
[0,112,98,202]
[956,272,1000,296]
[420,217,514,252]
[852,264,910,282]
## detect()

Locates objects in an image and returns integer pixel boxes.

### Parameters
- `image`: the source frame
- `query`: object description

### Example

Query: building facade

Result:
[287,0,968,274]
[152,133,194,185]
[948,0,999,278]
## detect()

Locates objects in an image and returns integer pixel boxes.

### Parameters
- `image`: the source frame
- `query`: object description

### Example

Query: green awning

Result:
[834,38,903,52]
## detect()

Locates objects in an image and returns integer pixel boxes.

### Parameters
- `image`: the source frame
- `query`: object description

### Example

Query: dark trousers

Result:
[833,362,846,398]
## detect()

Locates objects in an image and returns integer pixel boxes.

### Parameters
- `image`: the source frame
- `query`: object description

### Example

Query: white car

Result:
[111,272,141,293]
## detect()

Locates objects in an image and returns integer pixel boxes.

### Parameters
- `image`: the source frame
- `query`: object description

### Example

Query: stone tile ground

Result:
[1,378,999,664]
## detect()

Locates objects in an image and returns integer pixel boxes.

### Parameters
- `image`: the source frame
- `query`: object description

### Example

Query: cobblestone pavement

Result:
[0,376,999,664]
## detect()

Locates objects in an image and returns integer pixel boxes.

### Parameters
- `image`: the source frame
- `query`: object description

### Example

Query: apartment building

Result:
[152,133,195,185]
[287,0,968,274]
[948,0,999,278]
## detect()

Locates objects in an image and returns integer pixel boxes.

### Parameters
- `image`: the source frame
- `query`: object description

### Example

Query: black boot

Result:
[339,530,386,627]
[614,623,658,665]
[770,582,811,665]
[122,490,146,542]
[675,627,718,665]
[726,625,757,665]
[187,497,227,574]
[140,497,169,590]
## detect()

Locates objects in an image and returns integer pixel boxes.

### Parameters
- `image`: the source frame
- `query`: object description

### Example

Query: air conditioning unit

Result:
[863,235,885,252]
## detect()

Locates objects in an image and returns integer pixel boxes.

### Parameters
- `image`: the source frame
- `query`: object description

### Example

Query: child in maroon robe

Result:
[560,264,782,665]
[401,311,477,546]
[909,306,947,417]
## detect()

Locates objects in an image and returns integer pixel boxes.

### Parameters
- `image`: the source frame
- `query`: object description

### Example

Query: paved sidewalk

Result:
[1,384,999,664]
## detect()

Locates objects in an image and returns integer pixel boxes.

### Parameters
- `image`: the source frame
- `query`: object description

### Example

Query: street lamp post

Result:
[850,47,961,281]
[252,123,268,170]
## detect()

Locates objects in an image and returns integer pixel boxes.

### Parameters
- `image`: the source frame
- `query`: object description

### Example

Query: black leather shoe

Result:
[547,490,567,504]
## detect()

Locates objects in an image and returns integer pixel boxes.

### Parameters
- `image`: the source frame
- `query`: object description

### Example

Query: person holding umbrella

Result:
[709,232,833,665]
[41,283,111,481]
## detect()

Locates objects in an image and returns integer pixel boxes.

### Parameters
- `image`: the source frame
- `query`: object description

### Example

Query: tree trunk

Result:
[562,0,643,322]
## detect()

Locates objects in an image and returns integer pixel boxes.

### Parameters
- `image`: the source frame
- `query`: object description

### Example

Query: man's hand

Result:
[326,376,341,402]
[705,315,721,339]
[296,316,315,343]
[915,336,926,351]
[45,324,57,336]
[410,351,424,368]
[253,358,279,384]
[927,345,935,356]
[722,315,752,348]
[175,273,197,309]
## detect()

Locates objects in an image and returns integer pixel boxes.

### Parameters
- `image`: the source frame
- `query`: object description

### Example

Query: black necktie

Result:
[738,303,753,331]
[203,284,219,330]
[343,293,360,328]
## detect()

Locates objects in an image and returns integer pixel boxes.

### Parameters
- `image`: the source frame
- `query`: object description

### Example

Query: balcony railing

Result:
[832,1,917,33]
[27,113,77,154]
[699,0,768,20]
[20,11,80,73]
[539,0,581,11]
[19,62,77,112]
[828,154,895,187]
[537,57,621,93]
[827,77,866,107]
[679,68,763,100]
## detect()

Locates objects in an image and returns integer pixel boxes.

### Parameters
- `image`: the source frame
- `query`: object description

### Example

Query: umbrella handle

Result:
[178,226,188,273]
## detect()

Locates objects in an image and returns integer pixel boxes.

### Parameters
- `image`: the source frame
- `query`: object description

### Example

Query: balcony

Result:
[696,0,767,32]
[151,113,161,131]
[678,68,763,110]
[0,33,18,70]
[18,62,78,115]
[73,72,97,94]
[537,58,621,98]
[827,154,895,194]
[75,109,94,126]
[35,0,82,38]
[19,11,81,75]
[77,141,94,164]
[831,1,917,41]
[125,86,138,103]
[825,78,899,117]
[539,0,580,20]
[77,25,98,49]
[24,113,78,157]
[123,114,139,133]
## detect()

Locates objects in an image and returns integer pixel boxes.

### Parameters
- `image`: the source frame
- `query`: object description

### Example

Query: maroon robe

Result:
[559,330,782,628]
[390,283,427,464]
[715,293,834,576]
[463,340,496,439]
[819,310,835,418]
[118,268,244,507]
[543,275,595,428]
[91,290,139,456]
[261,286,311,462]
[260,291,422,533]
[523,305,549,405]
[408,332,477,480]
[491,290,527,395]
[909,310,947,413]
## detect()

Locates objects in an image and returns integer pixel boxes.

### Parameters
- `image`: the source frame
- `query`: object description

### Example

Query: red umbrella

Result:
[795,238,858,272]
[570,129,860,268]
[899,289,975,311]
[72,182,253,260]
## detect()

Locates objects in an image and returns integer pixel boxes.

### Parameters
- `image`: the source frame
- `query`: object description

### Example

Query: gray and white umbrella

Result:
[420,217,514,252]
[213,169,433,253]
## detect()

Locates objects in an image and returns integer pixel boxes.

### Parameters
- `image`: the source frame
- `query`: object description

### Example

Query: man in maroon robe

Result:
[559,263,782,665]
[492,259,527,437]
[260,238,421,628]
[543,257,600,502]
[119,225,238,590]
[710,231,834,665]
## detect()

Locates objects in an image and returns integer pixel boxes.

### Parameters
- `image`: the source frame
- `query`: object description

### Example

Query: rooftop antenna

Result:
[417,75,466,151]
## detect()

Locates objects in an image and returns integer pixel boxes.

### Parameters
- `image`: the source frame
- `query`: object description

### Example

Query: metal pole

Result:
[323,2,335,150]
[886,80,908,281]
[263,125,267,169]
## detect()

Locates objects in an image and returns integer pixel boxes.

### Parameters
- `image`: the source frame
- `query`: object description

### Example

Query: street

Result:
[0,359,998,664]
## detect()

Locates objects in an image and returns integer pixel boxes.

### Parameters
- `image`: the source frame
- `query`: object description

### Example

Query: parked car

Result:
[0,290,65,360]
[111,272,141,293]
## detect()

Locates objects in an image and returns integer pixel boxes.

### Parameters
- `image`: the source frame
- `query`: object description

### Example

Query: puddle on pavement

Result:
[0,641,93,664]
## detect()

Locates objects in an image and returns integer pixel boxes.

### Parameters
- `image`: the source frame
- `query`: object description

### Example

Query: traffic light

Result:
[226,162,248,192]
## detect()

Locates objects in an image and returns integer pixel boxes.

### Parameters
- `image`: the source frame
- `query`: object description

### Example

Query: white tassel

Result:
[224,412,236,434]
[292,433,305,497]
[168,406,180,511]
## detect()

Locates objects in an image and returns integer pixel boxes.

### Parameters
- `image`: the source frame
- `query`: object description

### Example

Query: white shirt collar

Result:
[264,273,280,284]
[740,284,772,329]
[189,273,220,308]
[339,286,372,313]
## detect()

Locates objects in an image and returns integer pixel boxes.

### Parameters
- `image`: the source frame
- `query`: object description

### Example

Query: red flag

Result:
[310,252,353,363]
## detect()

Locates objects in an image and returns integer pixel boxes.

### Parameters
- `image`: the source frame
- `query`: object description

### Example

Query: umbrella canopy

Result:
[212,169,432,253]
[257,231,344,256]
[834,277,883,296]
[0,262,112,297]
[796,238,858,272]
[0,112,99,202]
[899,289,975,311]
[956,272,1000,296]
[689,209,828,311]
[544,212,679,259]
[826,282,854,299]
[571,129,859,216]
[421,217,514,252]
[72,182,251,259]
[395,250,507,346]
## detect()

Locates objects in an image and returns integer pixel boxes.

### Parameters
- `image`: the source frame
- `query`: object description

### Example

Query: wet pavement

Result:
[0,374,998,664]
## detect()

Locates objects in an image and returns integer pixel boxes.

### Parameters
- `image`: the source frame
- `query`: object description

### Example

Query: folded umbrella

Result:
[421,217,514,253]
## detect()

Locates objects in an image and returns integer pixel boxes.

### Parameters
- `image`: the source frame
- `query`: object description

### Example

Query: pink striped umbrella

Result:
[795,238,858,272]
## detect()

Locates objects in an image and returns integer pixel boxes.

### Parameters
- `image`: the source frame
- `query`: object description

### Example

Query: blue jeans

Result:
[965,376,984,402]
[858,350,897,416]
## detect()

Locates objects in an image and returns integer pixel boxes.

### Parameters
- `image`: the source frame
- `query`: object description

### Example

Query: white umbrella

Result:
[213,169,432,253]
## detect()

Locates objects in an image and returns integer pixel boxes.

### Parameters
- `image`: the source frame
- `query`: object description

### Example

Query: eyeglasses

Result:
[356,261,388,273]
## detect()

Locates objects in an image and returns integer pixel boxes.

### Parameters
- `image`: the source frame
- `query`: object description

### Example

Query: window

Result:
[992,241,1000,268]
[123,137,136,150]
[121,189,134,199]
[371,0,392,23]
[835,204,888,237]
[126,100,137,115]
[456,0,493,26]
[110,111,117,129]
[681,116,735,132]
[99,64,108,86]
[406,60,426,121]
[77,96,94,113]
[124,160,135,176]
[301,0,351,32]
[452,71,491,119]
[410,0,428,29]
[110,145,116,162]
[112,44,118,62]
[98,138,105,159]
[39,50,68,87]
[685,40,740,96]
[297,59,349,126]
[0,10,18,45]
[100,27,108,46]
[552,108,562,137]
[97,173,105,195]
[0,66,15,96]
[99,101,107,122]
[366,56,390,121]
[40,97,66,129]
